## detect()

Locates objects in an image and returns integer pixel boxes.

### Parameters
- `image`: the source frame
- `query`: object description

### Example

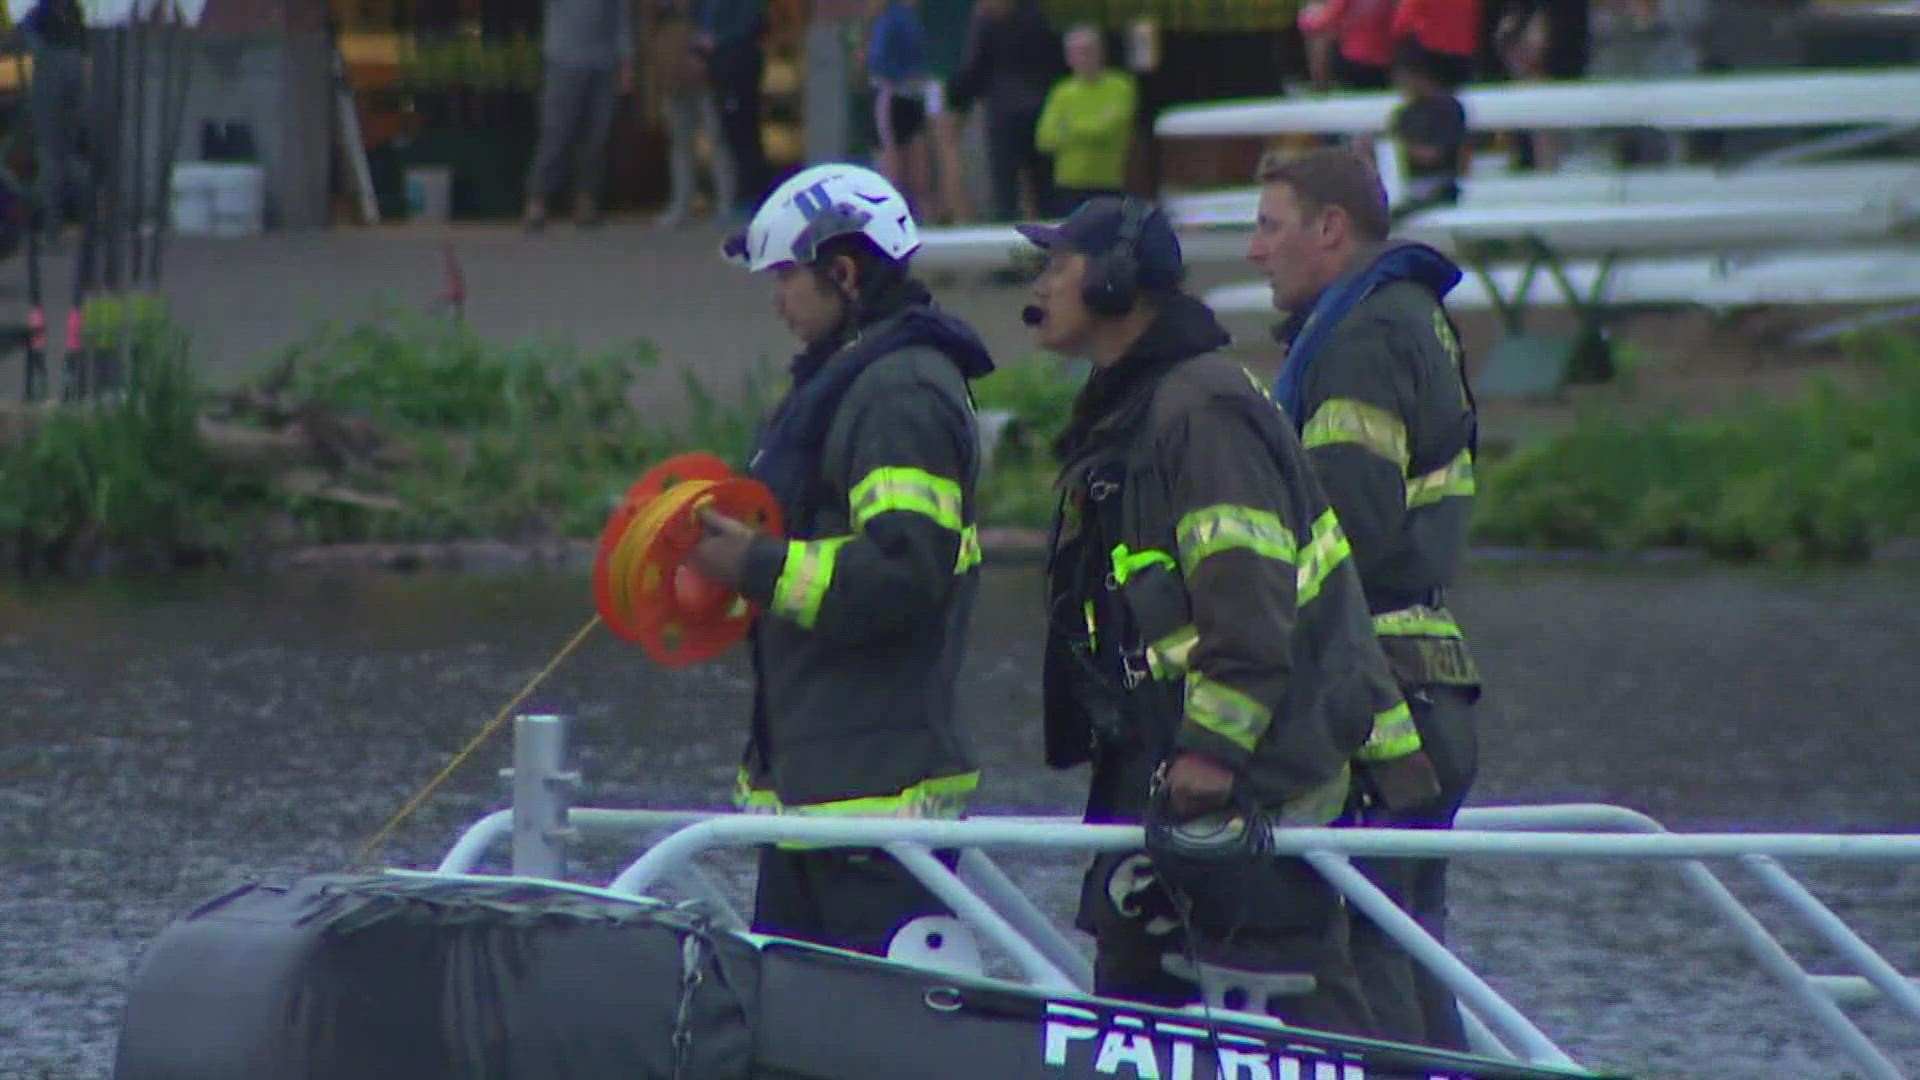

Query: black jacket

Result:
[1279,242,1483,693]
[733,286,995,814]
[1043,294,1414,823]
[948,0,1065,116]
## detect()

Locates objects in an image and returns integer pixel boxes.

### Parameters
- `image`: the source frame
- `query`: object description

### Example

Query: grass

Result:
[274,309,676,542]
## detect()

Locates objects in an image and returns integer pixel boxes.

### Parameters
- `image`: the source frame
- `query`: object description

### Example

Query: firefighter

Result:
[688,163,996,957]
[1020,195,1434,1036]
[1247,146,1484,1050]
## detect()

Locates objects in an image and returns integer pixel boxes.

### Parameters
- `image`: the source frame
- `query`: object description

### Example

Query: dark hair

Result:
[1255,147,1391,243]
[1391,39,1455,89]
[812,232,910,304]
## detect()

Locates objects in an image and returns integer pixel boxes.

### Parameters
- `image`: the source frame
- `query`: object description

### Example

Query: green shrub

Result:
[0,317,225,568]
[970,351,1083,528]
[8,307,1914,573]
[1473,331,1920,561]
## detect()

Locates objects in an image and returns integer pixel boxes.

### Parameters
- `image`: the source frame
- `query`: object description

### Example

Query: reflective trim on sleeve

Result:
[1174,504,1297,579]
[1302,397,1411,471]
[849,466,966,532]
[1407,447,1476,509]
[1355,701,1423,763]
[1185,672,1273,753]
[770,536,854,629]
[1295,509,1353,608]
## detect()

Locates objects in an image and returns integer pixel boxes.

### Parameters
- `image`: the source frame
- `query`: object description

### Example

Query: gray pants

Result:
[661,88,733,219]
[528,62,619,202]
[30,47,87,229]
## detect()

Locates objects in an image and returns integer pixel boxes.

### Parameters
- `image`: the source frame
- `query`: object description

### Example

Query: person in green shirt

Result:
[1034,26,1136,217]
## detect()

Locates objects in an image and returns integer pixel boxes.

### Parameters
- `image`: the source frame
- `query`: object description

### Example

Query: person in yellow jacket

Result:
[1034,26,1136,216]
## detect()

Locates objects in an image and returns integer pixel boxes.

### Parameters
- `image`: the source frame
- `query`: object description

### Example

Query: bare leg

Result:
[905,133,935,221]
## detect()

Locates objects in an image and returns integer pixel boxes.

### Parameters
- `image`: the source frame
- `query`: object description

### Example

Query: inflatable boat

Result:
[112,716,1920,1080]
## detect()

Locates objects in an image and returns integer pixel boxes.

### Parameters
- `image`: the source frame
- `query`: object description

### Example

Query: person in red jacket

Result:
[1390,0,1482,87]
[1299,0,1402,92]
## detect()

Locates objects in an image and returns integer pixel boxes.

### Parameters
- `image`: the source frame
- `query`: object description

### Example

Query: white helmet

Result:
[723,163,921,273]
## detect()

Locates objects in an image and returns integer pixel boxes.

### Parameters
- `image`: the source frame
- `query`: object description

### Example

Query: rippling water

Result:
[2,563,1917,1078]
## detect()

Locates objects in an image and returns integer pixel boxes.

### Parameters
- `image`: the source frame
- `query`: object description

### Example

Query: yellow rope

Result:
[351,614,604,867]
[604,479,720,629]
[353,471,728,868]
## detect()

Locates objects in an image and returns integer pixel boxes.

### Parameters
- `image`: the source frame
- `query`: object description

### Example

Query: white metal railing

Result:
[419,715,1920,1079]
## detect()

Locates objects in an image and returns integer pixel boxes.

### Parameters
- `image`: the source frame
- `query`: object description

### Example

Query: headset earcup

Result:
[1083,254,1138,317]
[1107,253,1139,313]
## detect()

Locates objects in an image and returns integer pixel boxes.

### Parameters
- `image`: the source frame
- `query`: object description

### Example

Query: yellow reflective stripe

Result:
[1278,764,1353,827]
[1373,605,1463,639]
[1295,510,1352,607]
[1110,543,1176,586]
[1147,623,1199,681]
[1302,398,1410,471]
[771,536,853,629]
[1185,673,1272,753]
[1356,701,1423,762]
[734,767,781,812]
[849,466,964,531]
[1407,448,1476,509]
[736,770,981,818]
[1175,504,1297,579]
[954,524,982,573]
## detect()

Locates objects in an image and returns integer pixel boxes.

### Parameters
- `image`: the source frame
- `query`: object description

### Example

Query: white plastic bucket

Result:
[405,167,452,222]
[169,167,215,236]
[172,162,264,237]
[208,164,265,236]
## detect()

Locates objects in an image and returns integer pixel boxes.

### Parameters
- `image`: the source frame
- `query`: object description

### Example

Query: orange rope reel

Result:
[592,452,783,667]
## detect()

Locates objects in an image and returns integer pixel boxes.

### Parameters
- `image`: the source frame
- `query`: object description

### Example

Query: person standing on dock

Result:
[688,163,996,958]
[1033,25,1137,217]
[1020,195,1434,1035]
[524,0,636,230]
[1249,146,1484,1051]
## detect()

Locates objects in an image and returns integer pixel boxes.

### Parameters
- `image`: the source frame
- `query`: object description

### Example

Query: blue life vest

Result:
[748,305,993,535]
[1271,242,1462,432]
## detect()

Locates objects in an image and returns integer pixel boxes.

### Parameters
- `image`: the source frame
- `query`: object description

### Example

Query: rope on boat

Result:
[351,614,602,867]
[351,454,780,866]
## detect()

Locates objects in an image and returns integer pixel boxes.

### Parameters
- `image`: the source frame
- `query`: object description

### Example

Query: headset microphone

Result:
[1021,305,1045,327]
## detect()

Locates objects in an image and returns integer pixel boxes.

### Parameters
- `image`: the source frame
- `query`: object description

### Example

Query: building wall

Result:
[149,0,332,230]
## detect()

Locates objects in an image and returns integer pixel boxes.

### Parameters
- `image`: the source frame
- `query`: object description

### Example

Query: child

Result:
[1388,41,1468,218]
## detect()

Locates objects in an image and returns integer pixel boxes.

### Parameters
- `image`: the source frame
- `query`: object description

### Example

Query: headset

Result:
[1082,196,1152,318]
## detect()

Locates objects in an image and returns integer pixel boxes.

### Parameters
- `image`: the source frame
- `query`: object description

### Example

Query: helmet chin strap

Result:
[817,258,865,344]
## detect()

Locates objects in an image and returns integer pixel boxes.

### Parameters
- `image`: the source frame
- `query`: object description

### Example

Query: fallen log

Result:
[1,401,410,477]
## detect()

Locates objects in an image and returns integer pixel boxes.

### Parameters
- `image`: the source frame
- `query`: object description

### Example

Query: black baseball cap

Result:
[1015,197,1185,291]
